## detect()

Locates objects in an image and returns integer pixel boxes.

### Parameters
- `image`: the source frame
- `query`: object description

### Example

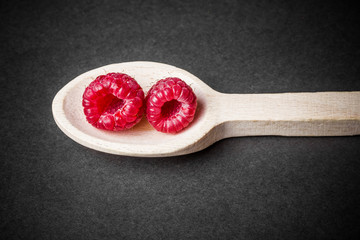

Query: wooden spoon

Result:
[52,61,360,157]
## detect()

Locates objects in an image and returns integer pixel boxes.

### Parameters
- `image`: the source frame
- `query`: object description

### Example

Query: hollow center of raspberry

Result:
[161,100,181,118]
[99,94,125,115]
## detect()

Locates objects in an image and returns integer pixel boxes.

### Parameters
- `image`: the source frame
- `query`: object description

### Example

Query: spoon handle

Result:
[216,91,360,137]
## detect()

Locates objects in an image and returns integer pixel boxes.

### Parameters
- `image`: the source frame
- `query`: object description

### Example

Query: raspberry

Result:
[82,73,144,131]
[145,77,197,133]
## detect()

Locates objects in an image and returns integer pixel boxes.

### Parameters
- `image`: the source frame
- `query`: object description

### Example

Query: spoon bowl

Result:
[53,62,219,157]
[52,61,360,157]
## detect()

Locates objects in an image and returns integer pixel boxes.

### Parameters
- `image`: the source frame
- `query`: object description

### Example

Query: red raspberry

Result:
[82,73,144,131]
[145,77,197,133]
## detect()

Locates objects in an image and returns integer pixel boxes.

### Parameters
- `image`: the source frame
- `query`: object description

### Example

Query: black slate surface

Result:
[1,0,360,239]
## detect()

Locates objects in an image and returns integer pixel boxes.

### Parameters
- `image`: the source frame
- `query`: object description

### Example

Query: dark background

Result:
[1,0,360,239]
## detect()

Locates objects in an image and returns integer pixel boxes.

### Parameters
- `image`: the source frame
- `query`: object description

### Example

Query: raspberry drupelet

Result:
[82,73,144,131]
[145,77,197,133]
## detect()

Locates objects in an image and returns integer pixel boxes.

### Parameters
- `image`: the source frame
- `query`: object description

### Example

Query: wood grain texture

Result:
[52,62,360,157]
